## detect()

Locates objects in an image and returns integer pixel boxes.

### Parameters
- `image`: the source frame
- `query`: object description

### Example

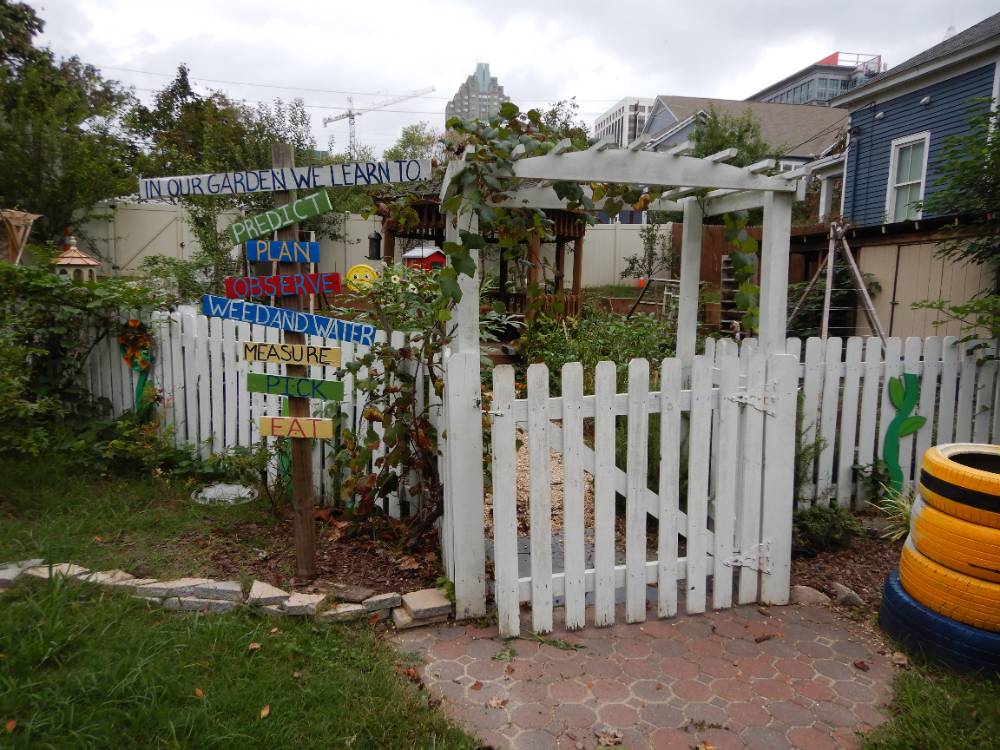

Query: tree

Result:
[620,219,672,281]
[383,121,441,161]
[126,67,344,298]
[691,105,779,167]
[0,2,137,242]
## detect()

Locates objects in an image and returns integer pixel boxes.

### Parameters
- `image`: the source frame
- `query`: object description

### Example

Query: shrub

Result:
[792,503,861,556]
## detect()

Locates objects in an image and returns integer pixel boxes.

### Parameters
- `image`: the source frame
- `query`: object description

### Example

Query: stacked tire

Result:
[880,443,1000,674]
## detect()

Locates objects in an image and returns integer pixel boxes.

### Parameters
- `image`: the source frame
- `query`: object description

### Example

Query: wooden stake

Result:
[270,142,317,578]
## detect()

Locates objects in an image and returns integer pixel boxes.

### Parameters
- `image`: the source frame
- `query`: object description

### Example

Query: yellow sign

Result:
[345,263,378,292]
[242,342,341,367]
[259,416,334,439]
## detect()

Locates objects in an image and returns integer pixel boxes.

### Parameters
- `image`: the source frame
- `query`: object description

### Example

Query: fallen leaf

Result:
[753,633,780,644]
[292,671,302,679]
[853,659,870,672]
[269,627,279,634]
[470,681,484,691]
[487,696,508,709]
[655,682,664,690]
[247,642,262,652]
[891,651,909,667]
[194,688,204,699]
[398,555,420,571]
[5,720,16,733]
[259,705,270,720]
[696,743,717,750]
[595,726,623,746]
[92,535,103,543]
[368,613,380,625]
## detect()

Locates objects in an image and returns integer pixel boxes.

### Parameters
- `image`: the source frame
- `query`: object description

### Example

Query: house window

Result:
[887,131,930,222]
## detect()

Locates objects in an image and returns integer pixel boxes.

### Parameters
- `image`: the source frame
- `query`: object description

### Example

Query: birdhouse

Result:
[52,235,101,282]
[401,245,446,271]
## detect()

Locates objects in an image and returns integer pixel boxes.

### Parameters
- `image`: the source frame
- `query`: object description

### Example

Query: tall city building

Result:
[445,63,509,124]
[593,97,655,147]
[747,52,885,105]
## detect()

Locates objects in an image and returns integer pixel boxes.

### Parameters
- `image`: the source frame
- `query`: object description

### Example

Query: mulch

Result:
[199,512,442,595]
[792,529,904,614]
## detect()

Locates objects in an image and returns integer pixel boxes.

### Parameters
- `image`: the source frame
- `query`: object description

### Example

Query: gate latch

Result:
[723,541,772,574]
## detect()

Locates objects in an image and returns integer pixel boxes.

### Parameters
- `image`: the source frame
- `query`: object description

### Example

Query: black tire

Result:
[880,569,1000,675]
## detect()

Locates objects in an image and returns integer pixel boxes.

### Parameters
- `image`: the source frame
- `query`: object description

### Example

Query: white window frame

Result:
[885,131,931,222]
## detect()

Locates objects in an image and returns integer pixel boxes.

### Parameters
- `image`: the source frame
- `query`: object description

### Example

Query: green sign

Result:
[246,372,344,401]
[229,191,333,244]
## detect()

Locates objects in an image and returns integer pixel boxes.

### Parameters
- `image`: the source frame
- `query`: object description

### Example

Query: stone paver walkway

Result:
[394,603,894,750]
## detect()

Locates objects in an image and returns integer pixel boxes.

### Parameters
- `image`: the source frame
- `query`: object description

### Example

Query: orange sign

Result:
[259,416,333,439]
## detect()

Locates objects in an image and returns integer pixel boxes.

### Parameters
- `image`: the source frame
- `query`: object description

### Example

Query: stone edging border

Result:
[0,559,453,630]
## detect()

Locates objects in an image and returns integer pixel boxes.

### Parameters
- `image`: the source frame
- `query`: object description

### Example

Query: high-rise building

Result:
[747,52,885,105]
[593,97,654,147]
[445,63,509,124]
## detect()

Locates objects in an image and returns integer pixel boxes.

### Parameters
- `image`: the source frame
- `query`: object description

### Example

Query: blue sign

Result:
[246,240,321,263]
[202,295,376,346]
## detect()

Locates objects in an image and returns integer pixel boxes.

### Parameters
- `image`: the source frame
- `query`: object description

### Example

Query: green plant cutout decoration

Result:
[882,373,926,498]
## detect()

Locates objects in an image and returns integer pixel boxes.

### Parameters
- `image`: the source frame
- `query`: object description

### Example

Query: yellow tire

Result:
[919,444,1000,530]
[899,536,1000,632]
[911,496,1000,583]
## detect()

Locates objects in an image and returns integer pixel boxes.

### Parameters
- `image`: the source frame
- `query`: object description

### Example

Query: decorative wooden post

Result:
[382,226,396,264]
[443,209,486,618]
[527,228,541,290]
[676,197,704,364]
[270,142,317,578]
[555,239,566,293]
[571,235,583,300]
[758,191,793,353]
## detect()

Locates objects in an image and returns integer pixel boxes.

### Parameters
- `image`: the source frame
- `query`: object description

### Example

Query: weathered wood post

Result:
[758,190,794,354]
[270,142,317,578]
[443,208,486,618]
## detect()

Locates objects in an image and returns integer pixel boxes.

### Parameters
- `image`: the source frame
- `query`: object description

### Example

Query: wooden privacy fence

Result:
[704,335,999,509]
[85,306,438,516]
[485,352,799,637]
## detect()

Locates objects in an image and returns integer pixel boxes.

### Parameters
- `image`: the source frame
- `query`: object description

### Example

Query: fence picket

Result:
[236,322,251,447]
[856,338,882,498]
[593,361,617,627]
[975,358,997,444]
[936,337,959,444]
[491,366,519,638]
[955,344,976,442]
[625,359,650,623]
[878,338,903,455]
[195,315,211,457]
[527,363,553,633]
[713,353,739,609]
[799,337,823,505]
[222,319,238,448]
[785,337,802,363]
[816,337,842,501]
[685,355,712,614]
[561,362,586,630]
[900,337,923,485]
[759,354,799,604]
[915,337,941,471]
[737,352,766,604]
[209,317,225,451]
[836,338,864,507]
[657,358,681,618]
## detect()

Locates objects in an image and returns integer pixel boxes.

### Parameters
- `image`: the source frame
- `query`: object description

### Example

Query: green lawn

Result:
[861,658,1000,750]
[0,457,273,579]
[0,579,474,749]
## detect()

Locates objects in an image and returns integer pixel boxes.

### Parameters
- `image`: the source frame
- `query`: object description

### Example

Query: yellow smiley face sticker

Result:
[345,263,378,292]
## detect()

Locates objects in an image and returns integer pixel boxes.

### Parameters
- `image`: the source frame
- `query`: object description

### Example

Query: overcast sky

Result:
[33,1,998,156]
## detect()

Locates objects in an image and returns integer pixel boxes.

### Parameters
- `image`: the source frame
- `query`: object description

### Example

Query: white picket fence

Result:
[486,351,799,637]
[704,335,999,508]
[85,306,438,514]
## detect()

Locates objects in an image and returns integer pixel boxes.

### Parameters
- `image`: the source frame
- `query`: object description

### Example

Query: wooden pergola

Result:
[435,138,806,618]
[375,195,590,318]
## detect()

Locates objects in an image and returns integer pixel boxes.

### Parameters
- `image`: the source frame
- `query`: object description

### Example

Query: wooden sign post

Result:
[270,142,317,578]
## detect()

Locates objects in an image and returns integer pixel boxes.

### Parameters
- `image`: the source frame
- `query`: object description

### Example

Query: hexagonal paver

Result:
[393,603,892,750]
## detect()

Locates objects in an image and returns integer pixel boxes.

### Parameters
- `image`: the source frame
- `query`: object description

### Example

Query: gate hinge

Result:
[723,541,772,573]
[725,390,775,416]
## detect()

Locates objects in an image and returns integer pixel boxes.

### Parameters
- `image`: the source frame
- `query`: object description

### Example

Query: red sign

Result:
[224,272,341,299]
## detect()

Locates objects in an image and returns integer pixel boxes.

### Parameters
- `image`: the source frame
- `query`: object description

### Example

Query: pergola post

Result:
[676,198,704,364]
[817,177,834,224]
[758,190,794,353]
[571,235,583,297]
[442,210,486,618]
[381,227,396,264]
[527,228,541,290]
[555,239,566,292]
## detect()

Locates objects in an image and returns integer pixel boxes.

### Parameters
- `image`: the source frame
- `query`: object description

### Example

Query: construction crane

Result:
[322,86,435,154]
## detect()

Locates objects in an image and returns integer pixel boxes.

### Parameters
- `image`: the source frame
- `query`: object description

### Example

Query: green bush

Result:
[792,503,861,556]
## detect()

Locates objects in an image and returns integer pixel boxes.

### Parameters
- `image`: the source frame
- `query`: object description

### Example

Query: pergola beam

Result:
[511,150,797,193]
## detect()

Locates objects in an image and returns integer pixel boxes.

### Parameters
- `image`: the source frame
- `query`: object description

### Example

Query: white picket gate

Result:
[84,306,438,516]
[486,351,799,637]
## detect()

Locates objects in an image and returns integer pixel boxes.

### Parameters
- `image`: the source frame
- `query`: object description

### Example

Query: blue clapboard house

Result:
[795,12,999,338]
